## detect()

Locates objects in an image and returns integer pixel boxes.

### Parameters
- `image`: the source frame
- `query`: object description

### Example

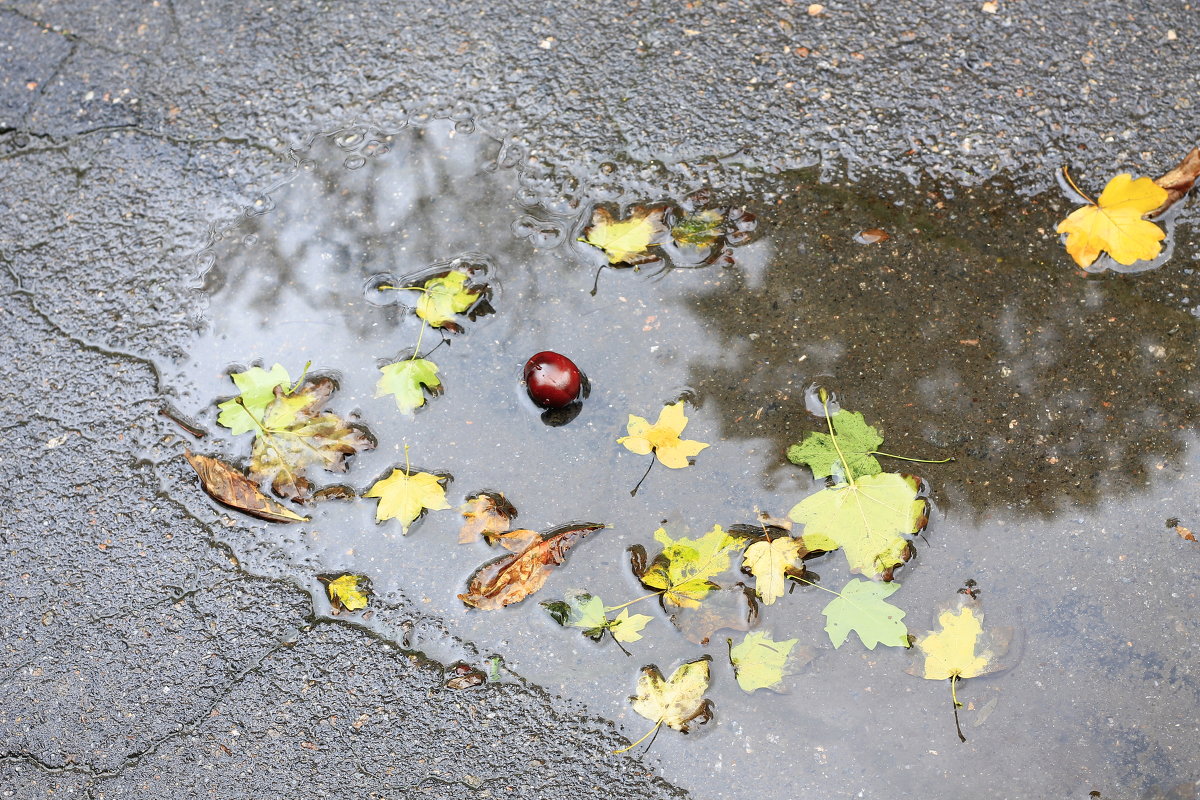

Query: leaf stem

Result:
[950,674,967,743]
[605,627,632,657]
[871,450,954,464]
[630,457,655,497]
[403,443,411,477]
[612,720,663,755]
[1060,166,1095,205]
[604,592,662,613]
[410,319,427,361]
[820,389,857,485]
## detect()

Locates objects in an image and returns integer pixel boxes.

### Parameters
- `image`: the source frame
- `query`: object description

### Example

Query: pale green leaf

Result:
[821,578,909,649]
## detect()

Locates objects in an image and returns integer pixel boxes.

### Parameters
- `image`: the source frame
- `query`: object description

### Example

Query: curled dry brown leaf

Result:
[184,450,307,523]
[459,522,605,610]
[458,490,518,544]
[1152,147,1200,217]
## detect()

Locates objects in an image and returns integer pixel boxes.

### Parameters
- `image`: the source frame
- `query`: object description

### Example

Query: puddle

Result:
[163,121,1200,798]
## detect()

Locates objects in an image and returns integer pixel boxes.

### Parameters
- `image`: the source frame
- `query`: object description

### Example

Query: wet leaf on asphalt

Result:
[788,472,927,581]
[459,491,518,544]
[629,657,713,734]
[618,401,709,469]
[582,205,666,265]
[1056,172,1167,269]
[376,358,442,413]
[364,465,451,534]
[542,591,653,642]
[728,631,801,693]
[216,363,301,436]
[248,378,376,502]
[183,450,308,523]
[821,578,909,649]
[325,574,369,612]
[414,270,481,329]
[908,602,1009,681]
[459,522,605,610]
[741,535,806,605]
[787,409,884,481]
[634,524,745,609]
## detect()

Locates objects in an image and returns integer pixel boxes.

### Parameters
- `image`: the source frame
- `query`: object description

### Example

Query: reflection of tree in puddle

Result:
[198,122,515,341]
[686,178,1199,514]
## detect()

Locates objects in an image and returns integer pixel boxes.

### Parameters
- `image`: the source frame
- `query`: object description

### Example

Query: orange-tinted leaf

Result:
[459,522,605,610]
[184,450,307,523]
[1056,173,1167,269]
[491,529,542,552]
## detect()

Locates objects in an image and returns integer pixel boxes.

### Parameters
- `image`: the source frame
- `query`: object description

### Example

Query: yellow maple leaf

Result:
[618,402,709,469]
[1056,172,1168,269]
[617,657,713,752]
[582,206,666,264]
[364,467,450,533]
[326,574,369,611]
[741,536,803,605]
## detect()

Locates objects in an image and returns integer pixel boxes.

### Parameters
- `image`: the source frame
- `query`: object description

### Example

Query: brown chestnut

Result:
[523,351,583,409]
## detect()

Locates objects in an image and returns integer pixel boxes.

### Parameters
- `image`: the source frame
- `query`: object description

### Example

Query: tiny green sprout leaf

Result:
[728,631,799,693]
[637,524,745,609]
[583,206,666,265]
[618,402,709,469]
[542,592,609,639]
[326,574,369,612]
[610,609,653,643]
[247,378,376,502]
[821,578,909,649]
[416,270,480,328]
[787,409,883,480]
[671,209,724,247]
[629,657,713,734]
[376,358,442,413]
[742,536,804,605]
[217,363,294,435]
[364,467,451,533]
[788,473,926,580]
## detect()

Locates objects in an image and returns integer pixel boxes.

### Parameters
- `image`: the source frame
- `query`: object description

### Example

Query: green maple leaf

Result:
[728,631,799,693]
[637,525,745,609]
[376,358,442,413]
[787,409,884,480]
[217,363,296,435]
[248,378,375,501]
[415,271,479,328]
[788,472,926,580]
[542,592,652,643]
[821,578,909,649]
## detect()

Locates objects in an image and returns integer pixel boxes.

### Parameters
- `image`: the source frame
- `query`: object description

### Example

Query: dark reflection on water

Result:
[174,121,1200,800]
[687,179,1200,515]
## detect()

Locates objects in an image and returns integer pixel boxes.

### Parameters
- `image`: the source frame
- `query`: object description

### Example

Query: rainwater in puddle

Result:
[166,122,1200,798]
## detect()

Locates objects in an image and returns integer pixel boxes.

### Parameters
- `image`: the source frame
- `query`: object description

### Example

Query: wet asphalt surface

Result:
[1,1,1198,798]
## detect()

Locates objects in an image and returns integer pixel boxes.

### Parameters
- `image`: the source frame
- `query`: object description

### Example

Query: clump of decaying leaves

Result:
[1057,148,1200,271]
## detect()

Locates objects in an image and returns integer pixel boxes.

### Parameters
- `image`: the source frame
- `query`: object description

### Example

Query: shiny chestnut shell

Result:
[523,351,583,409]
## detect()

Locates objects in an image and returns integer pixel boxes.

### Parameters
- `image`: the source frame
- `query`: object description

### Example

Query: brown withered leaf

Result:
[670,583,760,645]
[459,491,518,544]
[184,450,307,523]
[491,529,542,552]
[459,522,605,610]
[1172,523,1197,542]
[248,378,376,502]
[1152,147,1200,217]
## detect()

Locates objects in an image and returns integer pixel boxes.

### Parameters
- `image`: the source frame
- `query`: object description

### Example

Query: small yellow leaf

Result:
[326,574,369,611]
[618,402,709,469]
[364,467,451,533]
[583,206,666,264]
[742,537,802,605]
[913,605,998,680]
[629,657,713,733]
[1057,173,1168,269]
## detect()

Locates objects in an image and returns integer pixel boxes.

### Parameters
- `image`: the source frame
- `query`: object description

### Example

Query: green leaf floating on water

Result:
[217,363,298,436]
[416,270,479,328]
[787,409,883,480]
[376,358,442,413]
[789,472,926,580]
[542,591,652,643]
[671,209,724,247]
[637,525,745,609]
[728,631,799,692]
[822,578,909,649]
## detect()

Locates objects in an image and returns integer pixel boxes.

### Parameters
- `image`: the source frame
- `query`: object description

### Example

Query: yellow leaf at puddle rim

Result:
[326,574,369,611]
[1057,173,1168,269]
[583,206,666,264]
[618,401,709,469]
